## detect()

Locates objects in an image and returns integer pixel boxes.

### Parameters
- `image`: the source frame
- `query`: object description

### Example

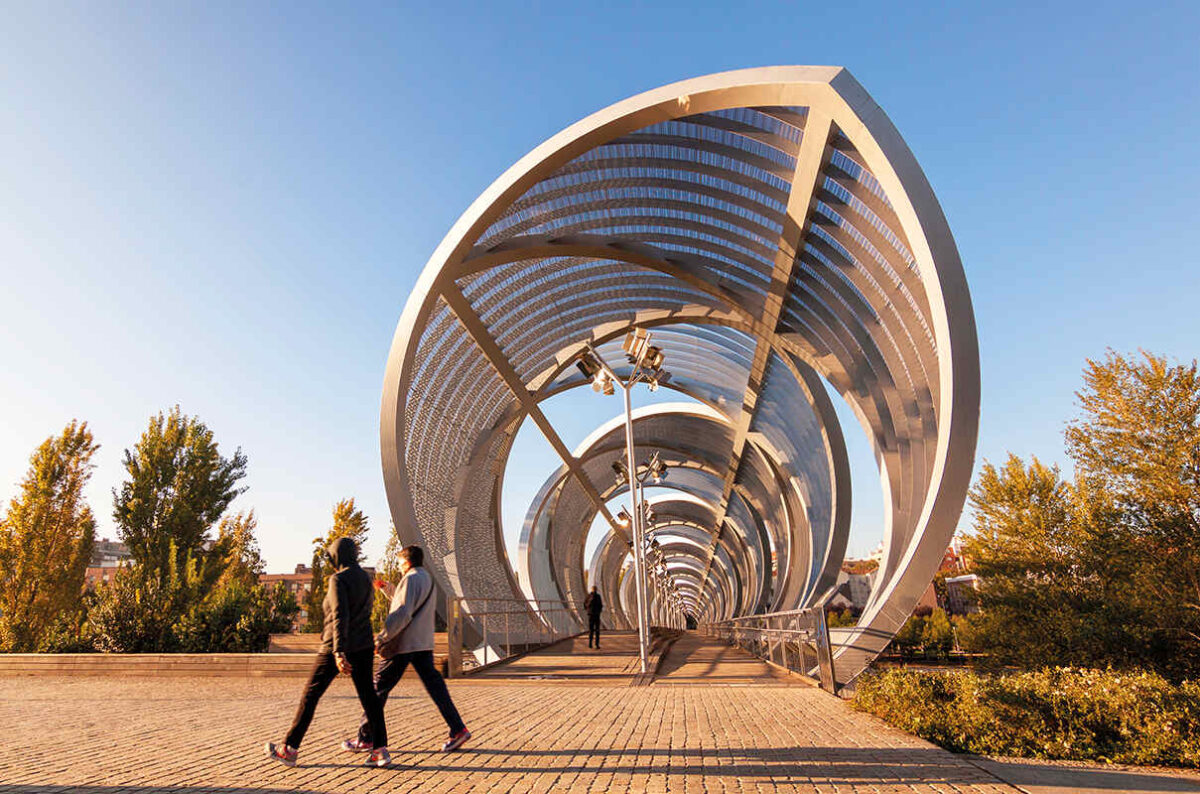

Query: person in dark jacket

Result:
[266,536,391,768]
[584,586,603,649]
[340,545,470,754]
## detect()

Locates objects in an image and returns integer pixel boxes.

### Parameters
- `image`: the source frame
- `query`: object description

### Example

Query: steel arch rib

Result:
[517,403,837,623]
[382,66,979,685]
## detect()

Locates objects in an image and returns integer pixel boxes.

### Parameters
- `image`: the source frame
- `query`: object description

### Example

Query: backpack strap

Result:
[377,572,435,660]
[410,572,434,617]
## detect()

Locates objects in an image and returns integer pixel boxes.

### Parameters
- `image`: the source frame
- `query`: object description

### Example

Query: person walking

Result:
[584,585,603,649]
[340,545,470,754]
[266,536,391,768]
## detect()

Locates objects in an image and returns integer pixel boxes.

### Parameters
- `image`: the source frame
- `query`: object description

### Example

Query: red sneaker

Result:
[340,737,373,753]
[366,746,392,767]
[264,741,297,767]
[442,728,471,752]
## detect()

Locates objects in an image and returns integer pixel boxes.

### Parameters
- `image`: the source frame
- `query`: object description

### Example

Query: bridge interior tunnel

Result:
[518,403,842,629]
[381,66,978,686]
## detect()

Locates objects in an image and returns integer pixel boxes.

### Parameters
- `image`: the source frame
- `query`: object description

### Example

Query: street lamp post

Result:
[576,328,667,674]
[621,377,652,673]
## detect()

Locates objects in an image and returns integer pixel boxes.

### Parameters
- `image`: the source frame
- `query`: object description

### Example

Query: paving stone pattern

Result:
[653,632,794,685]
[0,673,1016,793]
[4,633,1196,793]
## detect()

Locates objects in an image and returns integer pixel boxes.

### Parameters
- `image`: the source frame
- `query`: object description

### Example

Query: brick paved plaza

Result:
[1,635,1198,793]
[1,676,1013,793]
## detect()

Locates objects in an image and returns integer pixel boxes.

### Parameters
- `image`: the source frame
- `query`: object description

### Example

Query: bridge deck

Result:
[471,630,796,686]
[468,631,645,683]
[2,636,1196,793]
[653,631,794,685]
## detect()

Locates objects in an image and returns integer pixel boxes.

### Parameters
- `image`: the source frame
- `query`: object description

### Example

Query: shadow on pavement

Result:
[421,746,1199,791]
[386,746,992,784]
[2,747,1196,793]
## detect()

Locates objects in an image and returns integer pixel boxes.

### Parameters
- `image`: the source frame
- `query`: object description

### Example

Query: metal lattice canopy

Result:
[381,66,979,683]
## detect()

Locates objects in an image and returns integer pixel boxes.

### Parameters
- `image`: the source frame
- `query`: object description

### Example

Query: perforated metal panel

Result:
[382,67,978,685]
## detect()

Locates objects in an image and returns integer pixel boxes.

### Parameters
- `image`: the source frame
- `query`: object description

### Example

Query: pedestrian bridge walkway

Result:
[471,630,795,686]
[2,633,1197,793]
[653,631,793,685]
[467,630,643,682]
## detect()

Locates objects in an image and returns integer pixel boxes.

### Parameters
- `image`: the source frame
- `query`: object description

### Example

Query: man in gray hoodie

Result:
[341,545,470,754]
[266,536,391,767]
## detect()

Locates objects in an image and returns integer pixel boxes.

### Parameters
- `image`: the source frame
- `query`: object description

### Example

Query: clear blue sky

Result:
[1,1,1197,572]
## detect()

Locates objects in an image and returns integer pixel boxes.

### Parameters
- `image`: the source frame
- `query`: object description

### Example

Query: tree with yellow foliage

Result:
[0,421,98,651]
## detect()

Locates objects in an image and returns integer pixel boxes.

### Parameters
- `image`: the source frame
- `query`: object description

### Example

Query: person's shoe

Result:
[365,746,392,767]
[442,728,471,752]
[340,737,373,753]
[264,741,297,767]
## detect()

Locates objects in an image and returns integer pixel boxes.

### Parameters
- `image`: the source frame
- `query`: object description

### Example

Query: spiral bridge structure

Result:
[381,66,979,685]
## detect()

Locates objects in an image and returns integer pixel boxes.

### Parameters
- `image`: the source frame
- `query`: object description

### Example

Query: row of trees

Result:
[0,407,379,653]
[960,350,1200,680]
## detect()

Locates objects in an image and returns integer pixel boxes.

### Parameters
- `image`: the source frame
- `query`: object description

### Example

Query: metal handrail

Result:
[446,597,578,676]
[704,607,838,693]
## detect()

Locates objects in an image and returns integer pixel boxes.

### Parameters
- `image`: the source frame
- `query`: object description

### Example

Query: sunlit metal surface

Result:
[382,66,979,685]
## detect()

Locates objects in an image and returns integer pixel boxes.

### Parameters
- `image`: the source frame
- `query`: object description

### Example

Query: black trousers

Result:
[286,647,386,749]
[358,650,465,742]
[588,613,601,647]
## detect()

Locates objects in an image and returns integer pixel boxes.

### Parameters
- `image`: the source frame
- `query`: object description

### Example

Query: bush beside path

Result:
[853,667,1200,768]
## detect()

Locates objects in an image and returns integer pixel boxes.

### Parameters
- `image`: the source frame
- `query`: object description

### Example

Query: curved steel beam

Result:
[382,67,979,685]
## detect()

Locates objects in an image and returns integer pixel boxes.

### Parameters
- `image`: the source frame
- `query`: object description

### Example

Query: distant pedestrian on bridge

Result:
[585,586,603,649]
[340,545,470,755]
[266,536,390,768]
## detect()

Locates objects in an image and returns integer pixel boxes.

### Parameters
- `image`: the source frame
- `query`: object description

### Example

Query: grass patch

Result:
[852,667,1200,767]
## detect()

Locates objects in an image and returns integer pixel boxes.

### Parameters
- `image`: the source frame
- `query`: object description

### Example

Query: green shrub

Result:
[890,608,955,659]
[921,609,955,656]
[36,598,97,653]
[853,667,1200,767]
[87,564,183,652]
[174,581,297,652]
[86,557,297,653]
[953,612,988,655]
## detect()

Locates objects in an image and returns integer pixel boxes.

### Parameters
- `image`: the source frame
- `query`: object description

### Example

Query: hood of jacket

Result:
[327,536,359,570]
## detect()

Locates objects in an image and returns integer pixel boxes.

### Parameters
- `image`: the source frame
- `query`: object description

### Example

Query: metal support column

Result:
[624,383,651,674]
